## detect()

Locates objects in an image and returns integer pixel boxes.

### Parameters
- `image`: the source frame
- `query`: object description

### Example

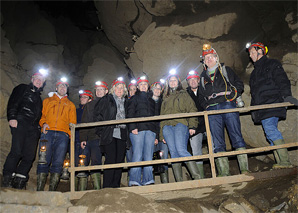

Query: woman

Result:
[127,76,158,186]
[94,77,128,188]
[160,70,201,182]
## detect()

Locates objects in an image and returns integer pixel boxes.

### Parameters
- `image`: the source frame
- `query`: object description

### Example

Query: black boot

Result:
[2,174,14,188]
[12,175,27,189]
[37,173,48,191]
[49,173,60,191]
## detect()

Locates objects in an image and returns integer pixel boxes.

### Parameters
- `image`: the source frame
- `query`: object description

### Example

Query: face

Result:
[56,84,67,96]
[138,82,149,92]
[249,47,263,62]
[114,84,124,98]
[129,85,137,97]
[152,84,162,97]
[188,77,199,89]
[204,53,217,68]
[79,95,90,105]
[169,76,178,89]
[96,87,108,98]
[32,76,44,89]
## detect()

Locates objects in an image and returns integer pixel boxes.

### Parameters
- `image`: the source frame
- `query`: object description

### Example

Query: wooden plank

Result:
[204,111,216,178]
[70,125,75,194]
[68,142,298,172]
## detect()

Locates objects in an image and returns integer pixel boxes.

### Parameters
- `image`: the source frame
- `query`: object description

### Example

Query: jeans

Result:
[154,141,169,170]
[129,130,156,186]
[37,130,69,174]
[190,133,204,165]
[207,101,246,153]
[162,123,191,158]
[3,120,40,180]
[261,117,283,145]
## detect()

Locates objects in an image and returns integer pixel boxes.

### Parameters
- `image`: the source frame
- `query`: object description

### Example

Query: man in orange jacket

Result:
[36,77,76,191]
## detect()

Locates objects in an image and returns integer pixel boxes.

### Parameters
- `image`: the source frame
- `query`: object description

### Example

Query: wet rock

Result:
[248,194,270,211]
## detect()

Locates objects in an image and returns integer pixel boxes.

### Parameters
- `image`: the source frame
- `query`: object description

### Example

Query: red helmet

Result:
[111,77,126,87]
[128,79,137,89]
[137,76,149,85]
[95,81,108,90]
[79,90,94,100]
[202,44,217,58]
[247,42,268,55]
[56,77,69,87]
[186,70,200,80]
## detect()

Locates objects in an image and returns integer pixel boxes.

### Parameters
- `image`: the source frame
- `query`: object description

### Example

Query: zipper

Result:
[55,99,61,129]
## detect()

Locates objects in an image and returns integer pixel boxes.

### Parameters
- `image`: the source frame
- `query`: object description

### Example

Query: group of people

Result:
[2,42,297,191]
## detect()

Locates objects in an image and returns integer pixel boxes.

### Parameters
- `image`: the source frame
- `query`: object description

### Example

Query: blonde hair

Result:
[109,83,128,98]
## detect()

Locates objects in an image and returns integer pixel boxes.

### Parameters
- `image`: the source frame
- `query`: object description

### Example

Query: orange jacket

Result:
[39,94,77,136]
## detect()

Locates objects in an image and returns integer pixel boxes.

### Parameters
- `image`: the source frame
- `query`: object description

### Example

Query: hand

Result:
[9,119,18,128]
[42,123,50,134]
[81,141,86,149]
[189,129,196,136]
[284,96,298,106]
[162,139,166,144]
[154,139,158,145]
[132,129,138,135]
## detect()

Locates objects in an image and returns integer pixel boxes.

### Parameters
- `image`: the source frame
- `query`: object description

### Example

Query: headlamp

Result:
[38,68,48,76]
[203,44,211,51]
[246,42,251,49]
[61,77,67,83]
[95,81,102,86]
[169,69,176,75]
[160,79,165,84]
[140,76,146,80]
[117,77,123,81]
[79,90,84,94]
[131,79,136,84]
[189,70,195,75]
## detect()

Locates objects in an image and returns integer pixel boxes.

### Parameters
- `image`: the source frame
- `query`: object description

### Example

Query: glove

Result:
[284,96,298,106]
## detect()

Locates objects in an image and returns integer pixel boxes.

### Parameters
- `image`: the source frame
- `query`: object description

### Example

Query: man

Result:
[247,42,297,169]
[2,71,46,189]
[198,44,249,176]
[36,77,76,191]
[79,81,108,190]
[186,70,206,179]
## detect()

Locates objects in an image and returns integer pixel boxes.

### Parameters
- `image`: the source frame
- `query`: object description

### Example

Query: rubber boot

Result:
[49,173,60,191]
[236,147,249,174]
[78,177,88,191]
[75,176,79,191]
[160,170,169,183]
[272,139,293,169]
[37,173,48,191]
[185,161,201,180]
[172,163,183,182]
[2,174,14,188]
[216,157,230,177]
[91,173,101,190]
[12,175,27,190]
[197,163,205,179]
[273,150,281,164]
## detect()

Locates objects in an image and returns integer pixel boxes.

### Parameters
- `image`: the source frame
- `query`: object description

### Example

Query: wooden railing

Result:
[68,102,297,194]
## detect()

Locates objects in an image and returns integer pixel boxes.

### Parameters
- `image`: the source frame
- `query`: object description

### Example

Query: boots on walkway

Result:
[1,174,14,188]
[37,173,48,191]
[78,177,88,191]
[172,163,183,182]
[215,156,230,177]
[12,174,27,189]
[91,173,101,190]
[49,173,60,191]
[185,161,201,180]
[272,139,293,169]
[160,169,169,183]
[236,147,249,174]
[197,163,205,179]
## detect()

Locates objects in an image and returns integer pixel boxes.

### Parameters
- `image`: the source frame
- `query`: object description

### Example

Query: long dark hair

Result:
[163,75,183,99]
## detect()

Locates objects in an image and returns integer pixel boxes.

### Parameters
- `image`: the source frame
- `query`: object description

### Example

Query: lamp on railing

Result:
[77,154,87,178]
[61,158,70,180]
[38,139,48,164]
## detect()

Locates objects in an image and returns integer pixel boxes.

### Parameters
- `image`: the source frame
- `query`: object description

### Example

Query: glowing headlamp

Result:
[38,68,48,76]
[95,81,102,86]
[61,77,67,82]
[246,42,251,49]
[203,44,211,51]
[169,69,176,75]
[160,79,165,84]
[140,76,146,80]
[117,77,123,81]
[189,70,195,75]
[131,79,136,84]
[79,90,84,94]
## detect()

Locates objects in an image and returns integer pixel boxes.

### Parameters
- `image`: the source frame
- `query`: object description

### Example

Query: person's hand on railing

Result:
[132,129,138,135]
[284,96,298,106]
[81,141,86,149]
[189,129,196,136]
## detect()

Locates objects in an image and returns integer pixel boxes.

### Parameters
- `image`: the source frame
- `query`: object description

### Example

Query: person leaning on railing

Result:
[247,42,298,169]
[159,69,201,182]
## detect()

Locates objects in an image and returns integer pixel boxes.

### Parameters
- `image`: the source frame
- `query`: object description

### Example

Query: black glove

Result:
[284,96,298,106]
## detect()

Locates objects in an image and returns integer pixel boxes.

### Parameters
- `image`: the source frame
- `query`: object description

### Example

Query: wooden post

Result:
[70,124,75,193]
[204,111,216,178]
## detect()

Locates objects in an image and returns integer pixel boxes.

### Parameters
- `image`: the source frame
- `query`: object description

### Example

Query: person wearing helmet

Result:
[94,77,128,188]
[2,71,46,189]
[79,81,109,190]
[127,76,159,186]
[128,80,137,99]
[198,44,249,177]
[186,70,206,179]
[36,77,76,191]
[247,42,297,169]
[160,70,201,182]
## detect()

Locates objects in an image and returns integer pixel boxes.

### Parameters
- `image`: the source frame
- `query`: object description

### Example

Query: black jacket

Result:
[186,87,206,135]
[94,94,128,145]
[7,83,42,127]
[249,56,291,124]
[199,64,244,109]
[127,91,159,137]
[79,97,101,142]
